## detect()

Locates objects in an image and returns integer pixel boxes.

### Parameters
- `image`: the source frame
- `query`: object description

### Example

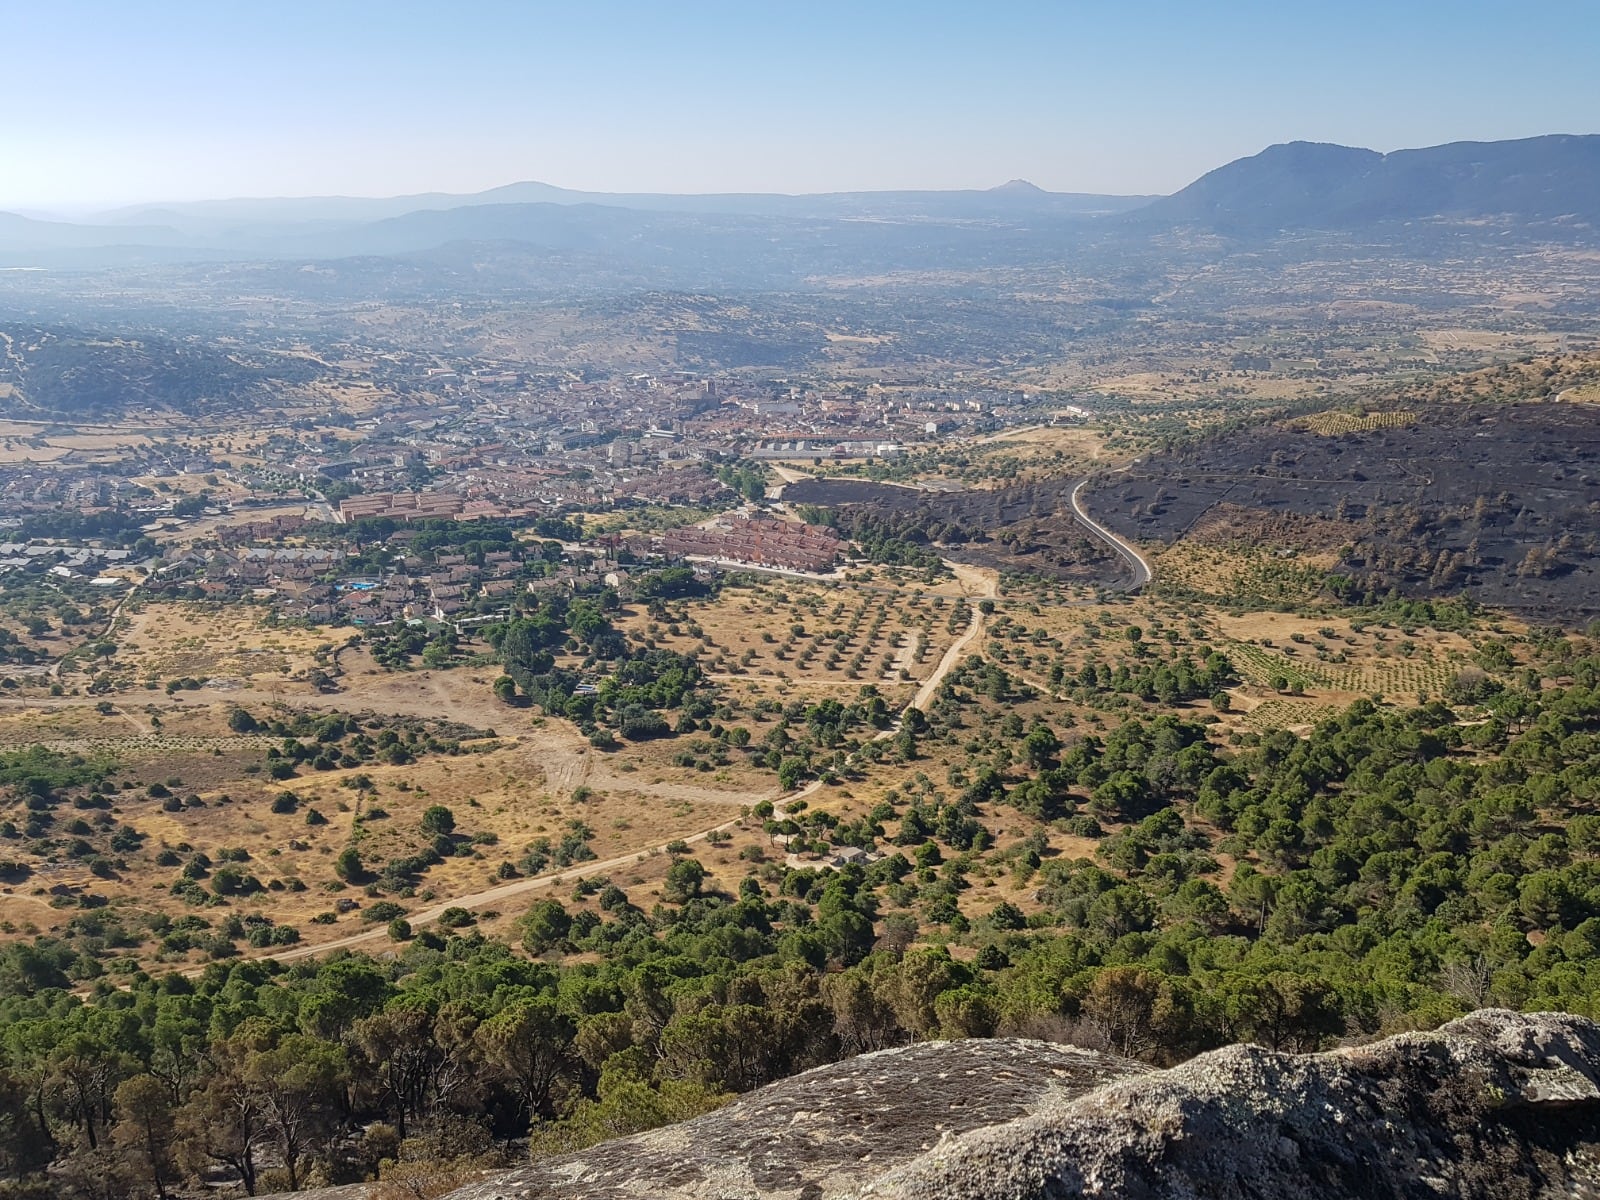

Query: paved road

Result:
[1070,477,1152,591]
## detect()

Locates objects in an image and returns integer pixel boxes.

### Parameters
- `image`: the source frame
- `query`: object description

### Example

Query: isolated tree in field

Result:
[333,847,364,882]
[519,899,573,954]
[663,858,708,904]
[420,805,456,837]
[1023,724,1059,769]
[777,756,807,790]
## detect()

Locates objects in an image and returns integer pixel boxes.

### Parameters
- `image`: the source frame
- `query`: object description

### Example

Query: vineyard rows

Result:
[1228,641,1458,697]
[1301,410,1416,436]
[0,734,281,756]
[1243,700,1342,731]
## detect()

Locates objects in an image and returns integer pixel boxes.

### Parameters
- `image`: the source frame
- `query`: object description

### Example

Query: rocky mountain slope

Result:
[443,1010,1600,1200]
[1136,133,1600,231]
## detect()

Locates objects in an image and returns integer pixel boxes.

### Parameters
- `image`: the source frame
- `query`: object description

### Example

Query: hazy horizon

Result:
[17,127,1600,224]
[5,0,1598,212]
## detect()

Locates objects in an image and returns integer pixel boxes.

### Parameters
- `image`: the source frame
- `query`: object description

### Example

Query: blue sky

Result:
[6,0,1597,210]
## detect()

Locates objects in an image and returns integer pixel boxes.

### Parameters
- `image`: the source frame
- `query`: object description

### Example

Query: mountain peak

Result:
[991,178,1046,193]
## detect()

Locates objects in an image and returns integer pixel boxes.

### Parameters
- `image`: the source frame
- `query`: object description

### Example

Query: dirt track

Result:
[13,560,1011,967]
[909,564,995,712]
[261,811,750,963]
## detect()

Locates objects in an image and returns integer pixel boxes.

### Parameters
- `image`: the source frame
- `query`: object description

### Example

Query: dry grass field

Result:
[0,443,71,463]
[0,656,788,964]
[105,602,338,688]
[955,424,1113,481]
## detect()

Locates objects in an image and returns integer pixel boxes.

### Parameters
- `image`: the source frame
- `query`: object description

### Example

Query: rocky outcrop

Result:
[865,1010,1600,1200]
[444,1010,1600,1200]
[442,1039,1143,1200]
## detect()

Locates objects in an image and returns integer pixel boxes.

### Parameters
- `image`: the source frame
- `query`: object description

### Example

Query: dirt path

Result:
[971,423,1045,445]
[212,810,755,967]
[0,668,782,808]
[883,632,920,682]
[24,560,1012,970]
[908,565,997,712]
[52,581,141,680]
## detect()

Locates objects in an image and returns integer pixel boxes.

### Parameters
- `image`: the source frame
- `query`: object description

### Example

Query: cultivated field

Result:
[616,576,969,690]
[1298,409,1416,436]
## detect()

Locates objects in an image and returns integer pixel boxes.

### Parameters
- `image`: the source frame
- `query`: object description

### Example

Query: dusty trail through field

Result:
[0,668,779,806]
[224,568,996,962]
[51,581,141,680]
[20,557,1044,967]
[909,563,996,712]
[259,812,750,964]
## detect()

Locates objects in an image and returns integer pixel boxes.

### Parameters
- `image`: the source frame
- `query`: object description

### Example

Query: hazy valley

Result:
[4,131,1600,1199]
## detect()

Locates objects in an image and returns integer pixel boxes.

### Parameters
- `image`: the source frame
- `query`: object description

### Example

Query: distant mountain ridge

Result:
[1,133,1597,269]
[1138,133,1600,230]
[92,178,1150,235]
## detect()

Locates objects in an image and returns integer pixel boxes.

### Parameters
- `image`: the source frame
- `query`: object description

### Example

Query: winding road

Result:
[1070,477,1152,591]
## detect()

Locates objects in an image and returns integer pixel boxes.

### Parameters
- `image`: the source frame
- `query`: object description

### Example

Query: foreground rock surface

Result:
[444,1010,1600,1200]
[444,1039,1143,1200]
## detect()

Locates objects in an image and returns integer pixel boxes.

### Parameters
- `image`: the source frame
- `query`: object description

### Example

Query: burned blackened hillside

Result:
[1082,401,1600,620]
[782,478,1126,586]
